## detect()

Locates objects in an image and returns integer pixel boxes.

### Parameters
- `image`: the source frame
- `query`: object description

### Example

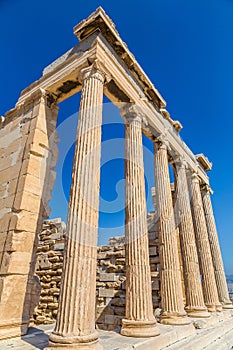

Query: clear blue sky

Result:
[0,1,233,274]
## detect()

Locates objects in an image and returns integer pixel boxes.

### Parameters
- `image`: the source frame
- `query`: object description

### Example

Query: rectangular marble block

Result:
[99,273,121,282]
[99,288,116,297]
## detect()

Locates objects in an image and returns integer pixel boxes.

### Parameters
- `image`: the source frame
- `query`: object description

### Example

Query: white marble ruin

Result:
[0,7,232,350]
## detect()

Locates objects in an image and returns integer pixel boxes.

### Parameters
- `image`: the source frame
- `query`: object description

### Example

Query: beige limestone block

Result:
[0,212,12,234]
[0,195,15,211]
[0,154,21,172]
[20,154,44,178]
[0,138,24,155]
[0,91,59,340]
[11,210,41,233]
[13,191,41,213]
[0,230,35,254]
[0,177,18,198]
[17,173,43,196]
[8,230,35,253]
[0,275,29,339]
[0,251,32,275]
[0,165,21,183]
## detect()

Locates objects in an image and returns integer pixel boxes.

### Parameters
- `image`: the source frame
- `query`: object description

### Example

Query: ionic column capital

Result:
[78,60,106,84]
[153,134,170,151]
[121,104,146,125]
[172,155,188,169]
[190,171,201,184]
[201,184,214,195]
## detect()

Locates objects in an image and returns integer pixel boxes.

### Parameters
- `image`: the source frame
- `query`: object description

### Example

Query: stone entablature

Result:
[11,8,209,186]
[0,7,232,348]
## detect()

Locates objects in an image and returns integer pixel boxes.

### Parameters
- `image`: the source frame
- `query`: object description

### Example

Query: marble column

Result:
[189,172,222,312]
[201,184,233,309]
[174,159,209,318]
[121,106,159,338]
[153,137,190,325]
[171,183,186,305]
[47,63,105,349]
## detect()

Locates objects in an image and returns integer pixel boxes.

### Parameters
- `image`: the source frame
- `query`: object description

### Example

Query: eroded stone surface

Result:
[33,217,161,331]
[0,7,231,346]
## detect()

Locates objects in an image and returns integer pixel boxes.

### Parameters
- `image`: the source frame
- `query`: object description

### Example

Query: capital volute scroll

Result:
[190,170,201,185]
[201,183,214,195]
[154,134,171,151]
[78,59,106,84]
[172,155,188,170]
[120,104,147,125]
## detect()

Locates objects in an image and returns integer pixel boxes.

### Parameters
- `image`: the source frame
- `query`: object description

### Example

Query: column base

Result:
[206,304,217,312]
[185,307,210,318]
[46,331,102,350]
[120,318,160,337]
[216,303,223,312]
[45,341,102,350]
[159,312,191,326]
[222,302,233,310]
[205,303,222,312]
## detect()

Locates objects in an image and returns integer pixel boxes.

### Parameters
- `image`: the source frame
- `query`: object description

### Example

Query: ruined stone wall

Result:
[95,222,160,331]
[0,111,36,269]
[0,95,59,338]
[33,219,65,324]
[33,214,160,330]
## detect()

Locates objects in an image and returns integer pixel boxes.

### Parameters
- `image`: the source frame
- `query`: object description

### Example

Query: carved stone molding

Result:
[78,60,106,84]
[120,104,148,126]
[153,134,171,151]
[201,183,214,195]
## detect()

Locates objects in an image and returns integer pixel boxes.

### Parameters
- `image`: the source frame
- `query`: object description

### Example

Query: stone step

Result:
[204,327,233,350]
[166,317,233,350]
[1,318,233,350]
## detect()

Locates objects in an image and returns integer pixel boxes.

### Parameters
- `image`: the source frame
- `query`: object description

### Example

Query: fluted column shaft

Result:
[154,139,189,325]
[121,107,159,338]
[201,185,233,308]
[189,172,221,312]
[48,64,104,349]
[174,160,209,318]
[171,184,186,305]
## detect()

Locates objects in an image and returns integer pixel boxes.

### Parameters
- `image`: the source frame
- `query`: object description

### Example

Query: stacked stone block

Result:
[0,92,59,339]
[96,215,160,331]
[34,214,160,330]
[33,219,66,324]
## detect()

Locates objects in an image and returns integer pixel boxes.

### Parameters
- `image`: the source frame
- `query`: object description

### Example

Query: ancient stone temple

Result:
[0,7,232,350]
